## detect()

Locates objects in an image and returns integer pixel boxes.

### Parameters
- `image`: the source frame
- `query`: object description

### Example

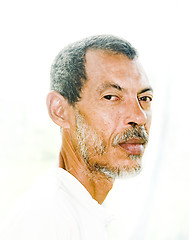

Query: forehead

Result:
[84,49,149,91]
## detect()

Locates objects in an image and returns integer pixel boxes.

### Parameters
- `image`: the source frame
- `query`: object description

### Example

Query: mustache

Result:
[113,126,149,146]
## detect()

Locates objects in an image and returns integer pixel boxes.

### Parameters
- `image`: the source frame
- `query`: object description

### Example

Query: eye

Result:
[103,95,119,101]
[139,96,152,103]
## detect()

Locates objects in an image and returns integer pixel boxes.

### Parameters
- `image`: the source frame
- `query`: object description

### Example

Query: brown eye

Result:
[139,96,152,103]
[104,95,119,101]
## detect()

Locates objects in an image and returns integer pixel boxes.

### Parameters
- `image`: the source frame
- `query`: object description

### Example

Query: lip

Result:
[118,138,145,155]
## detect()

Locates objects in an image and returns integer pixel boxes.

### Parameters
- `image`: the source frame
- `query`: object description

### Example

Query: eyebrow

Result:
[97,83,123,93]
[138,87,153,94]
[97,83,153,95]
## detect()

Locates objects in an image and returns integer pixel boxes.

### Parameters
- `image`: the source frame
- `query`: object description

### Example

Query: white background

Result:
[0,0,189,239]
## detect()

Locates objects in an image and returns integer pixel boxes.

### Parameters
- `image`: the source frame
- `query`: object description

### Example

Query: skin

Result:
[47,49,153,204]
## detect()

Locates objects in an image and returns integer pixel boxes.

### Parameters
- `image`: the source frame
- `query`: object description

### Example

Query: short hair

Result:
[50,35,138,106]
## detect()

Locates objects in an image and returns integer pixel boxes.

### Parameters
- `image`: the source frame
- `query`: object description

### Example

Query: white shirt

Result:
[0,168,112,240]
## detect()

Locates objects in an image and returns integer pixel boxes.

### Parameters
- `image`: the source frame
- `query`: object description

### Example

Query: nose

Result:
[123,99,147,127]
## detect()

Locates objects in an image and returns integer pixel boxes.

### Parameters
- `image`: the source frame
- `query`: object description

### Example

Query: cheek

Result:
[79,105,124,141]
[93,110,121,134]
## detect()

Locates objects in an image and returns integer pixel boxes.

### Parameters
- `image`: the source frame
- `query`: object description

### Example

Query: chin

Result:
[98,164,142,179]
[93,156,143,179]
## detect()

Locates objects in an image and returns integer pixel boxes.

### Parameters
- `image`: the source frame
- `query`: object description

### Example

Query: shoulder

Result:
[0,168,80,240]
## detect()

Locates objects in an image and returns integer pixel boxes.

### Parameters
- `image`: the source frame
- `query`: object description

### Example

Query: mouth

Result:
[118,138,145,155]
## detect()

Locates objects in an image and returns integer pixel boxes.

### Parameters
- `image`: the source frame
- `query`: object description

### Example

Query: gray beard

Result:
[94,163,142,179]
[74,108,147,179]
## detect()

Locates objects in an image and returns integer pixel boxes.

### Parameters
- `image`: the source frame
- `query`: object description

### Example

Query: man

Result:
[0,35,153,240]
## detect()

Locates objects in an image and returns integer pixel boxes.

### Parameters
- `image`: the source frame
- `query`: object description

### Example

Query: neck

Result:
[59,128,114,204]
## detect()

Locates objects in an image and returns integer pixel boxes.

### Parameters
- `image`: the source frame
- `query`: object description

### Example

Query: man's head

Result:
[50,35,138,106]
[47,35,153,179]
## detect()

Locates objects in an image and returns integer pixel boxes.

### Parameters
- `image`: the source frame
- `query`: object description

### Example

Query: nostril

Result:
[128,122,137,127]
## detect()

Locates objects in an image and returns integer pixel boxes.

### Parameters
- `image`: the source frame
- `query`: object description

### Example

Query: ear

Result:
[46,91,71,129]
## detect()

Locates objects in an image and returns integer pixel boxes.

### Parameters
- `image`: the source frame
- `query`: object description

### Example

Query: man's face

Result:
[69,50,153,179]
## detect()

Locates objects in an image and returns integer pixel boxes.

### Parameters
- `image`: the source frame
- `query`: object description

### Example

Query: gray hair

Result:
[50,35,138,106]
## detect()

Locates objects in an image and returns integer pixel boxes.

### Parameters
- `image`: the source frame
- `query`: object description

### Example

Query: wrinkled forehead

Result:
[84,49,150,89]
